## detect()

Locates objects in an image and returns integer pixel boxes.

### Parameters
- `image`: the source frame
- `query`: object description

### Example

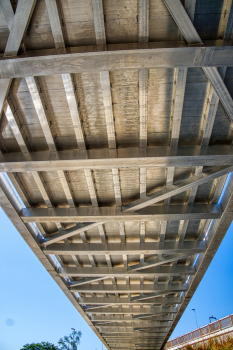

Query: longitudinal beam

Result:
[43,241,206,255]
[69,284,186,293]
[1,146,233,172]
[60,265,195,278]
[20,204,221,223]
[122,166,233,211]
[1,45,233,79]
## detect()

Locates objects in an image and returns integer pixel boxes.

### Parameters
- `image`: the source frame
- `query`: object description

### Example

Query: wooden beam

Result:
[71,284,186,294]
[98,326,169,332]
[91,315,174,322]
[203,67,233,123]
[25,76,56,152]
[20,204,221,223]
[4,0,37,57]
[0,79,11,115]
[4,102,28,153]
[61,73,86,149]
[85,305,177,314]
[91,0,106,45]
[139,69,149,147]
[59,265,195,278]
[100,331,165,337]
[163,0,202,44]
[45,0,65,49]
[0,0,14,30]
[138,0,149,43]
[1,146,233,172]
[1,45,233,79]
[43,241,205,256]
[100,70,116,149]
[79,296,182,306]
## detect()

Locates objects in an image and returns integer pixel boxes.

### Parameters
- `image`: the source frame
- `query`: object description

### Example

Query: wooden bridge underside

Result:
[1,0,233,349]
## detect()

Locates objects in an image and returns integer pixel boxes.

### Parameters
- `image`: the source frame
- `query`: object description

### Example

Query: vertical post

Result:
[230,315,233,326]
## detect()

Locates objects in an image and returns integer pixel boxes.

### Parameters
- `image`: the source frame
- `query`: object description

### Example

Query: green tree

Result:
[21,342,58,350]
[58,329,82,350]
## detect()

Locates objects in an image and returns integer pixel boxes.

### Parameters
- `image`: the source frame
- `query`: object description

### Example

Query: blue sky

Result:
[0,207,232,350]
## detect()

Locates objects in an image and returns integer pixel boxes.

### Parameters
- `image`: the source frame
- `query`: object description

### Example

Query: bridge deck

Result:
[0,1,233,350]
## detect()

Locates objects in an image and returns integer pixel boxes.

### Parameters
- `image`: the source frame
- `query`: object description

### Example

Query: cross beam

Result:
[60,266,195,278]
[43,241,206,255]
[1,45,233,79]
[70,284,186,294]
[79,296,182,306]
[1,146,233,172]
[20,205,220,223]
[91,315,174,322]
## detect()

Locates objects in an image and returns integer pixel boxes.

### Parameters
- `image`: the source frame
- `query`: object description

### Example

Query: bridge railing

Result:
[165,314,233,349]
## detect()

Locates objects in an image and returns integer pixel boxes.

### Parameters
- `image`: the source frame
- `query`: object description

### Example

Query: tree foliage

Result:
[183,336,233,350]
[21,342,58,350]
[20,329,82,350]
[58,329,82,350]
